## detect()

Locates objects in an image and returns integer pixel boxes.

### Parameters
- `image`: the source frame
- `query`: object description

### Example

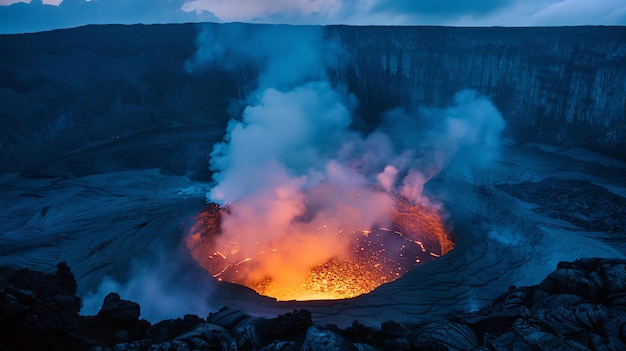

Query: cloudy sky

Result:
[1,0,625,34]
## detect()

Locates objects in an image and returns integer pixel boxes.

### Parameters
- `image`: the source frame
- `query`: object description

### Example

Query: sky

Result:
[0,0,625,34]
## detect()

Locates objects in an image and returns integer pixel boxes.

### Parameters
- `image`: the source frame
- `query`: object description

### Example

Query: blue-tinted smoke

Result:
[183,24,507,293]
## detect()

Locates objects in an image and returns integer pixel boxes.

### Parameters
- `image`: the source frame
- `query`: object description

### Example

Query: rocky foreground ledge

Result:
[1,259,626,351]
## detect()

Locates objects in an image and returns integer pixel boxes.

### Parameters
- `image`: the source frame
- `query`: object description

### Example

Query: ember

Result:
[186,193,454,301]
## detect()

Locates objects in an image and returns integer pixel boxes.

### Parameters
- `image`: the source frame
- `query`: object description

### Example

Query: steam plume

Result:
[187,24,505,295]
[82,262,212,322]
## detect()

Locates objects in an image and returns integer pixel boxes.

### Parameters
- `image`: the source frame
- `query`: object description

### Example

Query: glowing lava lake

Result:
[187,192,454,301]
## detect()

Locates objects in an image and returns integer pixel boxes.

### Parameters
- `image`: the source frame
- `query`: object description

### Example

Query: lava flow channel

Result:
[186,194,454,301]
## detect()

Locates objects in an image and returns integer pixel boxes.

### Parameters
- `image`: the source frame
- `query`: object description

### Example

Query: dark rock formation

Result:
[81,292,151,345]
[497,178,626,233]
[2,258,626,350]
[147,314,207,344]
[1,24,625,173]
[0,262,84,350]
[301,325,357,351]
[461,258,626,351]
[0,262,151,350]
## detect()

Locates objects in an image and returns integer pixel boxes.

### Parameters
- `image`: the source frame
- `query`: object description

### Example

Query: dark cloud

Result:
[1,0,624,34]
[373,0,515,17]
[0,0,206,34]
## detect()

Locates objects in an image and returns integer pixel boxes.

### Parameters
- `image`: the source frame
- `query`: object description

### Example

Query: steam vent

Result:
[187,192,454,301]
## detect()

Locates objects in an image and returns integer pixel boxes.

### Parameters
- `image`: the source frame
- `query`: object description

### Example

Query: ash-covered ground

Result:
[1,126,624,326]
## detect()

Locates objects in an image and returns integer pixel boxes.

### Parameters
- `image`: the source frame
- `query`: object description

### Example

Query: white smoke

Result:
[384,89,506,192]
[185,23,331,91]
[185,24,506,295]
[204,78,397,288]
[87,23,507,310]
[81,262,213,322]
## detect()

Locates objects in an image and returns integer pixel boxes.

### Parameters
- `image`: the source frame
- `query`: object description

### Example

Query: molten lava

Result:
[187,193,454,301]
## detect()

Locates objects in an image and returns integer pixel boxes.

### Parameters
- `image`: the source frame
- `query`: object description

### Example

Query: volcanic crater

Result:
[187,192,454,301]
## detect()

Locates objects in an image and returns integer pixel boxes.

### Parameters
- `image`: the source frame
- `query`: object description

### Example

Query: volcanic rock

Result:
[301,325,357,351]
[465,258,626,351]
[149,323,234,351]
[233,309,312,351]
[408,321,479,351]
[2,259,626,350]
[485,318,587,351]
[98,292,141,324]
[258,340,300,351]
[0,262,86,350]
[601,260,626,295]
[208,307,251,329]
[353,343,379,351]
[80,292,151,345]
[496,179,626,233]
[147,314,206,343]
[538,268,604,300]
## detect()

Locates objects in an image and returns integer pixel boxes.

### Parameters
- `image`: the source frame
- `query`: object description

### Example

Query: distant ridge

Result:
[1,23,625,171]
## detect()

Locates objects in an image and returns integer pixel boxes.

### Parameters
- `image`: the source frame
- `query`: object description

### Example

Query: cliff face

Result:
[1,24,625,171]
[331,26,626,151]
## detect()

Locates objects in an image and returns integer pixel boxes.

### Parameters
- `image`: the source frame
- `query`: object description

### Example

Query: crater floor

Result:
[1,129,624,326]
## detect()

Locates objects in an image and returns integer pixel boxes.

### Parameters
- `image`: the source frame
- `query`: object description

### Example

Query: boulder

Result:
[487,318,588,351]
[0,263,89,350]
[80,292,150,346]
[600,261,626,295]
[208,307,250,329]
[233,310,312,350]
[172,323,234,350]
[147,315,203,343]
[301,325,357,351]
[258,340,301,351]
[538,268,603,300]
[531,293,585,312]
[98,292,141,325]
[408,321,479,351]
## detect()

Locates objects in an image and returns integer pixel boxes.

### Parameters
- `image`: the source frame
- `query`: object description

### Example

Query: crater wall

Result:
[1,24,625,171]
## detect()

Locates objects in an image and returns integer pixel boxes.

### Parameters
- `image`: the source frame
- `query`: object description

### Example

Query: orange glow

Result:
[186,194,454,301]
